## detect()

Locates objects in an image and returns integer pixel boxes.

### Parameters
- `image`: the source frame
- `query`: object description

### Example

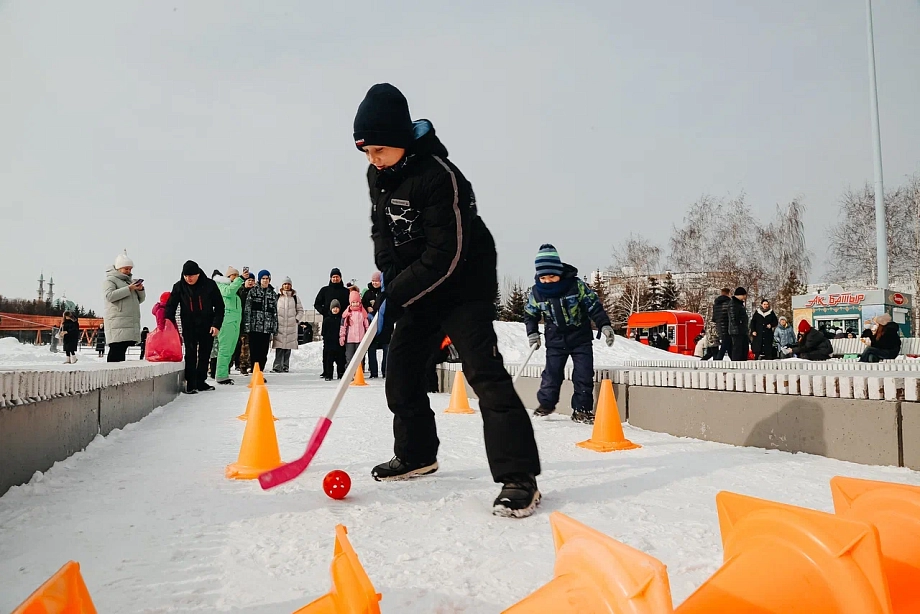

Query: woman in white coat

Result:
[272,276,304,373]
[103,250,146,362]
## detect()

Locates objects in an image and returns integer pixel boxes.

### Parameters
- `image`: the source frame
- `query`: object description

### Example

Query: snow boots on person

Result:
[198,382,216,392]
[571,410,595,425]
[218,379,234,385]
[72,355,78,363]
[533,406,555,417]
[493,474,541,518]
[63,356,72,364]
[371,456,439,481]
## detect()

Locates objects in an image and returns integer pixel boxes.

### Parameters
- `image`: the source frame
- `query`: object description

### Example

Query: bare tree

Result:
[829,177,920,286]
[608,234,661,328]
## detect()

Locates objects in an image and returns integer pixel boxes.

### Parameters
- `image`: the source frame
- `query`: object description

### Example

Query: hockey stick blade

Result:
[259,416,332,489]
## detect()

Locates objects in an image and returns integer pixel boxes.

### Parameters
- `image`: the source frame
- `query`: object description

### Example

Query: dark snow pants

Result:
[107,341,132,363]
[385,300,541,482]
[322,344,346,378]
[730,335,749,361]
[715,334,731,361]
[537,344,595,412]
[183,327,214,390]
[248,332,271,375]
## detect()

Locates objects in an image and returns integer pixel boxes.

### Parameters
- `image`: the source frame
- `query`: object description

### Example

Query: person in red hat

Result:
[782,319,832,361]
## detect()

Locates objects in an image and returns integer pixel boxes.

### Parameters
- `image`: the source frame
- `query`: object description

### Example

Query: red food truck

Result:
[626,311,705,355]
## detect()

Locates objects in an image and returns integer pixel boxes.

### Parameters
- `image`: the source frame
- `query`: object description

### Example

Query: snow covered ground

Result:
[2,366,919,612]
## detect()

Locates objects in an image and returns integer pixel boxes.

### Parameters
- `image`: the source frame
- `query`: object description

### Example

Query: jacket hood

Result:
[408,120,449,158]
[757,308,774,316]
[106,266,132,282]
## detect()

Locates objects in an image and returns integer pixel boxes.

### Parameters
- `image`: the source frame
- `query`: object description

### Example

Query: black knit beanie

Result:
[182,260,199,276]
[353,84,414,151]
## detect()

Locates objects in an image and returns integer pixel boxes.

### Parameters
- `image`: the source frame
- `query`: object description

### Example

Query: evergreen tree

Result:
[646,276,663,311]
[660,272,681,310]
[775,270,806,318]
[502,283,529,322]
[588,272,613,314]
[493,286,503,321]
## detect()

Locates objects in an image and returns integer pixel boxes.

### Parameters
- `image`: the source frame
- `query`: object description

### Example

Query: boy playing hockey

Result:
[354,83,541,517]
[524,244,616,424]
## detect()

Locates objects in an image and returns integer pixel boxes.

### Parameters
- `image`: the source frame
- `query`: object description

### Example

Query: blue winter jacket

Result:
[523,264,612,350]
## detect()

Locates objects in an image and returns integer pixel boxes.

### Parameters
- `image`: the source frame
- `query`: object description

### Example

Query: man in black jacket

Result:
[727,287,750,361]
[313,268,350,317]
[165,260,225,394]
[354,83,541,518]
[711,288,732,360]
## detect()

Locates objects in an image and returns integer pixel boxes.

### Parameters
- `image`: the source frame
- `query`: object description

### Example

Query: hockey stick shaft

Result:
[512,343,538,384]
[258,304,382,490]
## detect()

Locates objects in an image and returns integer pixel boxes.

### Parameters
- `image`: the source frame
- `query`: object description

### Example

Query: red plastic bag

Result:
[145,321,183,362]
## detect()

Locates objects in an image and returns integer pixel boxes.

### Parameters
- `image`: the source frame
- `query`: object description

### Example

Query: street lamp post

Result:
[866,0,888,289]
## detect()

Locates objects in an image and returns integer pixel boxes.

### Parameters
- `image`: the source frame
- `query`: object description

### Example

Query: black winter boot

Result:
[571,410,595,424]
[371,456,438,481]
[492,474,541,518]
[533,406,555,417]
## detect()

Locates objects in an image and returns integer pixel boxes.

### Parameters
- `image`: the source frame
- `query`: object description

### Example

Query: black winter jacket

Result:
[711,295,731,337]
[361,283,393,344]
[62,318,80,352]
[727,297,749,336]
[94,328,106,352]
[314,282,350,317]
[321,312,343,344]
[872,322,902,353]
[792,329,833,359]
[165,269,225,332]
[368,120,498,311]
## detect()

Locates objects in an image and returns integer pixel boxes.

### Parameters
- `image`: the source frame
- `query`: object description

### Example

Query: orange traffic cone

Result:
[678,491,894,614]
[12,560,97,614]
[577,380,639,452]
[238,378,278,421]
[247,363,265,389]
[503,512,673,613]
[293,525,382,614]
[351,367,368,387]
[445,370,475,414]
[831,476,920,613]
[226,383,283,480]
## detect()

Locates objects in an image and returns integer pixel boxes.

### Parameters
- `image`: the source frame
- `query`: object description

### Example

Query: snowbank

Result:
[290,320,688,372]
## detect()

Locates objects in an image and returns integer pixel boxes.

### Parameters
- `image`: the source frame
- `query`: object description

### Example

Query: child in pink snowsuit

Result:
[340,288,369,366]
[152,291,171,331]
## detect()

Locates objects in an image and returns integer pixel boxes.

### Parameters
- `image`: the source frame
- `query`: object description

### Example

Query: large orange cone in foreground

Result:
[350,367,367,387]
[678,491,894,614]
[445,370,475,414]
[577,380,639,452]
[247,363,265,389]
[293,525,382,614]
[503,512,673,613]
[831,476,920,613]
[12,560,97,614]
[226,383,283,480]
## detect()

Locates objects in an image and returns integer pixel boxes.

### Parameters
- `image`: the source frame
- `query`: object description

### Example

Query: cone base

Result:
[350,382,368,387]
[445,407,475,414]
[576,438,641,452]
[225,461,283,480]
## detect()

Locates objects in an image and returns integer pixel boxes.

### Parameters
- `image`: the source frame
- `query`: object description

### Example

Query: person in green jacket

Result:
[213,267,244,384]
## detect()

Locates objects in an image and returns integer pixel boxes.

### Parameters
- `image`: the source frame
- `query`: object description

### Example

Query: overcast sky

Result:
[2,0,919,322]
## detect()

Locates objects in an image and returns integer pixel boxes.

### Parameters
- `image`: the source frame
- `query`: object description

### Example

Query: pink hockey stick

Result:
[259,304,381,490]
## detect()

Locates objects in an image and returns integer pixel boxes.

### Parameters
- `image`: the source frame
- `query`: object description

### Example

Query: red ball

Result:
[323,470,351,500]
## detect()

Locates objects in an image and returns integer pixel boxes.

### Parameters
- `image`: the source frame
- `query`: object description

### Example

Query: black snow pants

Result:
[538,343,595,412]
[385,300,541,483]
[183,325,214,391]
[322,343,346,379]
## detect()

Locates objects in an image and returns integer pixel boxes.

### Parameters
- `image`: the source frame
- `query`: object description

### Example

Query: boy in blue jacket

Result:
[524,244,616,424]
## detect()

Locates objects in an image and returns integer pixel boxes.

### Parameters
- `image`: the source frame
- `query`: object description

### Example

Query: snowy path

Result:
[2,370,920,613]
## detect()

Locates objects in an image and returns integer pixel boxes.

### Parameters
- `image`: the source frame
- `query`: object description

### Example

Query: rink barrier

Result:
[439,361,920,470]
[0,364,184,496]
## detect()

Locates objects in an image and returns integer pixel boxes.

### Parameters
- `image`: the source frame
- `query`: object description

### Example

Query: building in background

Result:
[792,284,913,337]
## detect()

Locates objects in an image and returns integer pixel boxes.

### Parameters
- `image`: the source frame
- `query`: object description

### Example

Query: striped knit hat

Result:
[535,244,564,277]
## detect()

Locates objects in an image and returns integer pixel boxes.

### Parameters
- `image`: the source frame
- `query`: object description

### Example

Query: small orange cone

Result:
[445,370,475,414]
[503,512,673,613]
[12,560,97,614]
[577,380,639,452]
[350,367,368,387]
[830,476,920,613]
[226,383,283,480]
[247,363,265,389]
[678,491,894,614]
[293,525,382,614]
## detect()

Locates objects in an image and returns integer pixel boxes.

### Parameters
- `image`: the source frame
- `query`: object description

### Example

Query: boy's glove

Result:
[601,325,616,347]
[527,333,541,350]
